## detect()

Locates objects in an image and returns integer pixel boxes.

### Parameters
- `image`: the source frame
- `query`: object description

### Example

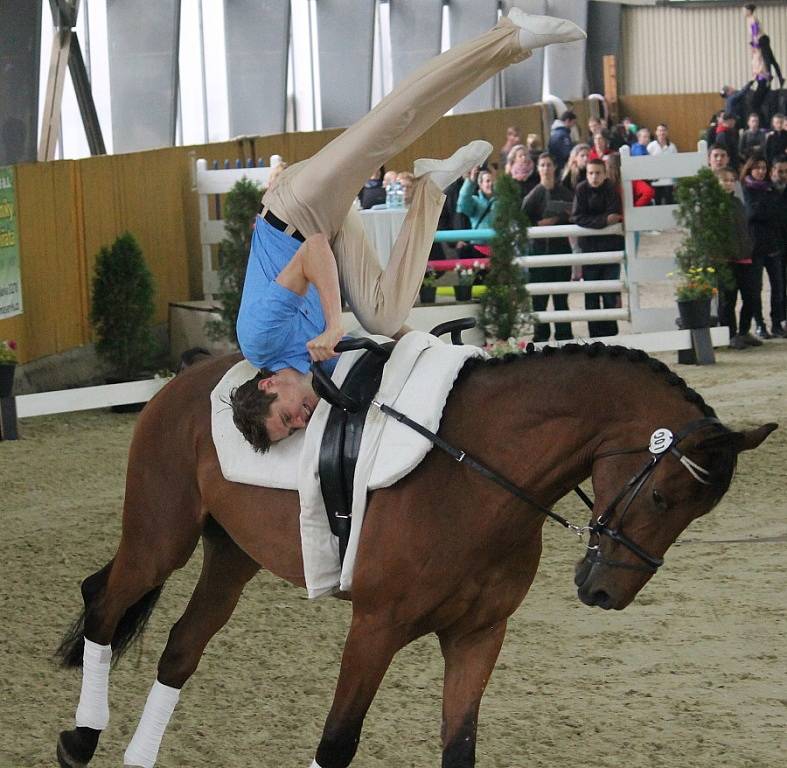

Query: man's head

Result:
[536,152,556,181]
[230,368,319,452]
[747,112,761,131]
[586,158,607,187]
[772,114,785,132]
[397,171,415,205]
[560,110,577,128]
[636,127,651,145]
[721,112,737,129]
[655,123,669,143]
[715,167,738,195]
[771,156,787,189]
[709,144,730,171]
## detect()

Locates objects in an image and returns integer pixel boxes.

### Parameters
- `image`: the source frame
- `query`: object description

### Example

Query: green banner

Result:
[0,166,23,319]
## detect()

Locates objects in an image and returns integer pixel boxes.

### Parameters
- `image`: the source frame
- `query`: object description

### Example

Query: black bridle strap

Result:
[373,401,581,532]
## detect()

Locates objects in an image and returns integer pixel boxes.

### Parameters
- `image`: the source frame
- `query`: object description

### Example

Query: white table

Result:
[358,207,407,268]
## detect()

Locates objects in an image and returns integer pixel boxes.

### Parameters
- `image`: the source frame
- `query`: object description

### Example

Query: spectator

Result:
[608,123,631,151]
[548,110,577,173]
[588,132,612,161]
[525,133,543,161]
[770,155,787,335]
[358,166,386,209]
[765,114,787,165]
[604,152,654,208]
[631,127,651,156]
[720,85,749,127]
[571,157,624,337]
[741,155,783,339]
[739,112,768,161]
[709,143,744,201]
[714,167,757,349]
[396,171,415,207]
[714,113,740,169]
[456,167,497,260]
[647,123,678,204]
[506,144,540,200]
[498,125,522,169]
[522,153,575,342]
[621,117,638,144]
[561,143,590,192]
[586,116,604,145]
[706,109,727,144]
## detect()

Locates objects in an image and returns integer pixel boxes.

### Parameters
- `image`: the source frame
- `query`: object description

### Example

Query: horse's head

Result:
[574,419,776,610]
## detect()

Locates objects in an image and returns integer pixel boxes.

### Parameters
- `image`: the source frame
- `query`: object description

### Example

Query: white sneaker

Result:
[507,9,586,51]
[414,140,493,191]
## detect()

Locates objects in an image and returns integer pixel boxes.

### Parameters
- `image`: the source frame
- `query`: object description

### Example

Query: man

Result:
[770,156,787,336]
[230,10,585,453]
[765,114,787,165]
[548,110,577,173]
[713,113,740,169]
[709,143,744,201]
[739,112,767,161]
[571,157,624,338]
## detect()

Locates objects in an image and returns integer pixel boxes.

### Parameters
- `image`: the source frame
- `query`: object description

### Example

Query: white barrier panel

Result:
[526,280,626,296]
[15,378,171,419]
[534,326,730,354]
[534,308,629,324]
[517,251,624,268]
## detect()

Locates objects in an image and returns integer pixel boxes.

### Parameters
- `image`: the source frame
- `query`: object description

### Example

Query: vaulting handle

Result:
[429,317,476,345]
[310,337,390,412]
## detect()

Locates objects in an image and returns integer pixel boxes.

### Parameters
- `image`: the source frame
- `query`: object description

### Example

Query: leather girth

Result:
[318,344,393,564]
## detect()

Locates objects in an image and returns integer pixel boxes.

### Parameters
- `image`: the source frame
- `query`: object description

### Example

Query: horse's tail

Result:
[55,560,164,668]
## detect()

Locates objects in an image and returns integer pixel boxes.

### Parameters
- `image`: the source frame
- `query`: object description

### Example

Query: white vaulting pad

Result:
[210,332,487,598]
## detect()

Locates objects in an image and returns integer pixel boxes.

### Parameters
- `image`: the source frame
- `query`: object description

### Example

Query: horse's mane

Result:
[458,342,717,418]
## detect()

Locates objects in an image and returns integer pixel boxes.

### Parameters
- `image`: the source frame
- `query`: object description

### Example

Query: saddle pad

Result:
[298,332,486,598]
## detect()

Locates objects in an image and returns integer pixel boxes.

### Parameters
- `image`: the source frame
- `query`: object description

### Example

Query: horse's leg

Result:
[123,519,259,767]
[437,621,508,768]
[58,469,203,767]
[311,618,404,768]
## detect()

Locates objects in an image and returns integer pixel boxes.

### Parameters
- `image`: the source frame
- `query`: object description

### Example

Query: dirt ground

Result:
[1,340,785,768]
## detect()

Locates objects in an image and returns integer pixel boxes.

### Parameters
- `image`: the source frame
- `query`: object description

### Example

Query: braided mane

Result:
[458,342,717,418]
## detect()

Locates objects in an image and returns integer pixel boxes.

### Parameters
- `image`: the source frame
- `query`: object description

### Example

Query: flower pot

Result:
[419,286,437,304]
[0,363,15,398]
[677,298,712,329]
[453,285,473,302]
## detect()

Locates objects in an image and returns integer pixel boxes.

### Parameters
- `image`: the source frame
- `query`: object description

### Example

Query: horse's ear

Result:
[736,423,778,453]
[697,423,777,454]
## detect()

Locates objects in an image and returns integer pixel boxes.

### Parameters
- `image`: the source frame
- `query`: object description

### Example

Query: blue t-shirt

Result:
[236,216,337,375]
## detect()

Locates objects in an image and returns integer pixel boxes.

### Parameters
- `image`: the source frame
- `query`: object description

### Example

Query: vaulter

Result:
[231,9,586,452]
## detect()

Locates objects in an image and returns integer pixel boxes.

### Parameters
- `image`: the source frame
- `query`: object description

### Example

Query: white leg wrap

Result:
[309,762,324,768]
[123,680,180,768]
[75,639,112,730]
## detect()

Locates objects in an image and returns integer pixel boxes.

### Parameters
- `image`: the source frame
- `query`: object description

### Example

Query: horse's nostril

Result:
[593,590,611,609]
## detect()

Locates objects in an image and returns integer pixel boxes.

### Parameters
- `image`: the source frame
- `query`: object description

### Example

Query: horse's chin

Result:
[574,555,634,611]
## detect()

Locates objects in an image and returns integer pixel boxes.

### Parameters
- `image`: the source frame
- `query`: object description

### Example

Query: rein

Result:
[372,399,723,574]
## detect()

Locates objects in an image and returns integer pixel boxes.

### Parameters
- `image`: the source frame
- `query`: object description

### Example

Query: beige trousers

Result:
[263,17,529,335]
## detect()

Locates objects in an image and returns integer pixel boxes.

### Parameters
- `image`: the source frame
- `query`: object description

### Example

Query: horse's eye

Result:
[652,490,667,509]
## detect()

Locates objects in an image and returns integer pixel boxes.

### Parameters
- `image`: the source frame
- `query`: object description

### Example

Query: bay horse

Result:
[56,343,775,767]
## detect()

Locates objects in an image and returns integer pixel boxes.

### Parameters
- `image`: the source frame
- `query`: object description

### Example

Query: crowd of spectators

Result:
[352,5,785,346]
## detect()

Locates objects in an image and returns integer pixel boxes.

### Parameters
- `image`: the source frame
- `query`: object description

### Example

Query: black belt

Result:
[263,209,305,243]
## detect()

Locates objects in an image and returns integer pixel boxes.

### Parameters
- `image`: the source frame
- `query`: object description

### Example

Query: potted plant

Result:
[90,232,157,411]
[673,167,735,329]
[673,266,717,328]
[453,261,481,301]
[0,339,18,398]
[419,269,440,304]
[478,173,531,341]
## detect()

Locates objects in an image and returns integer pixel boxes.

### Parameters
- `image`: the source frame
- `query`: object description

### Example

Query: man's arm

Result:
[275,233,344,361]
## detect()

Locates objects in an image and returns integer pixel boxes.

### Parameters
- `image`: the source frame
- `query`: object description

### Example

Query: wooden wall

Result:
[619,93,721,153]
[0,93,713,365]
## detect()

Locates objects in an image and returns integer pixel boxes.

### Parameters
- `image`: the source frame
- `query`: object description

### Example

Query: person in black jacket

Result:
[522,153,575,341]
[741,154,784,338]
[570,157,624,337]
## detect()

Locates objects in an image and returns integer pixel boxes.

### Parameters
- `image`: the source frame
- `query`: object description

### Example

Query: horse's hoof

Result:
[57,727,100,767]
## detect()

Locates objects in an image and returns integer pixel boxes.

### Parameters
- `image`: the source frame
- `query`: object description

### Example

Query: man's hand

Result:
[607,213,623,225]
[307,325,344,362]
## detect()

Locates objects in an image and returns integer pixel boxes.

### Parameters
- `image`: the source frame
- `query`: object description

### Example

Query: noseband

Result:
[579,417,723,574]
[373,400,724,576]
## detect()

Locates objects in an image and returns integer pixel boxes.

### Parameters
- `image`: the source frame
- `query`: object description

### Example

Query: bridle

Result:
[372,400,725,575]
[578,417,723,573]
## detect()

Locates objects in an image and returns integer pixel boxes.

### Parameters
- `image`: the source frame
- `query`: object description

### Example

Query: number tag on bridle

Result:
[649,428,673,455]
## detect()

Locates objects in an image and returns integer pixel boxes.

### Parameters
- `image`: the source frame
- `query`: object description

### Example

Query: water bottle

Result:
[394,181,403,208]
[385,183,394,208]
